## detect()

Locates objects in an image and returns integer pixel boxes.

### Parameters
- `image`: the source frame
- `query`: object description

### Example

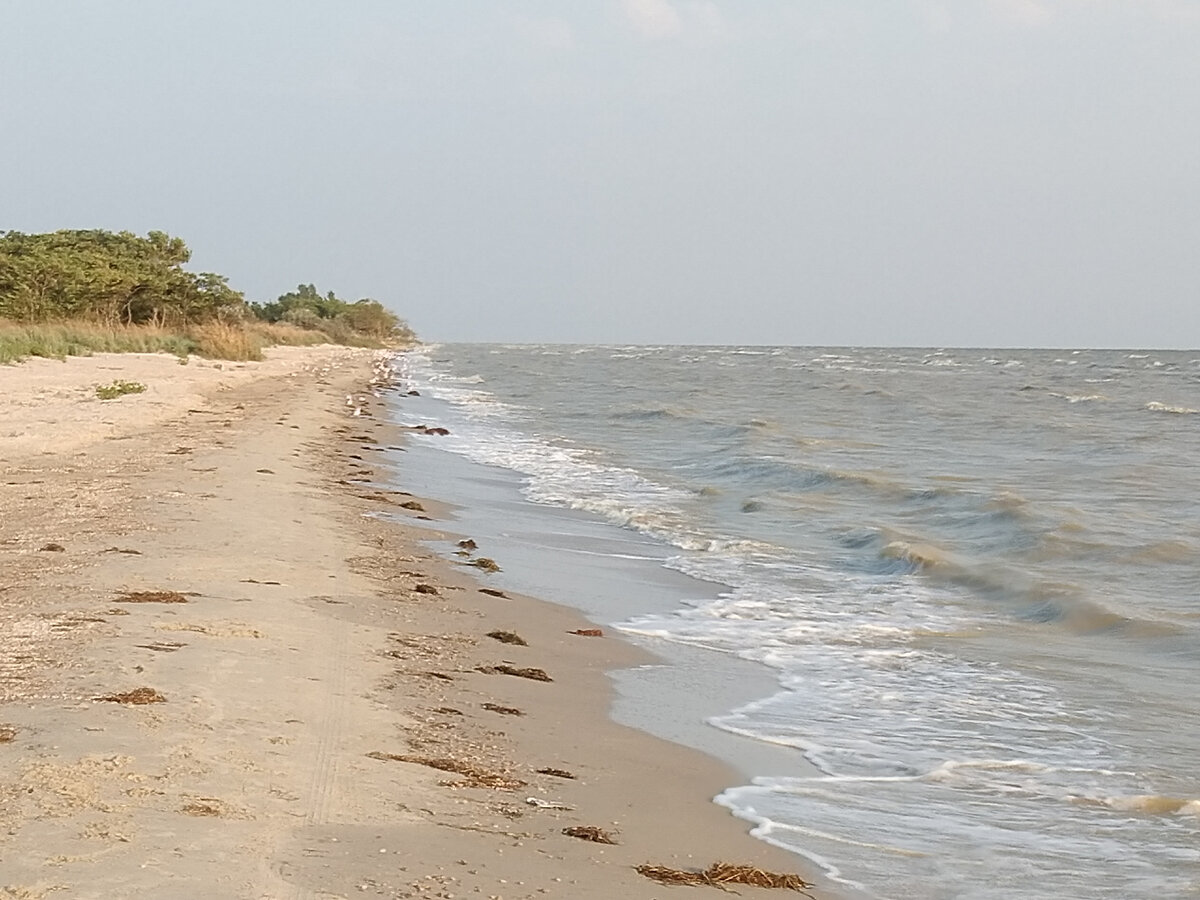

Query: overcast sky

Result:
[2,1,1197,347]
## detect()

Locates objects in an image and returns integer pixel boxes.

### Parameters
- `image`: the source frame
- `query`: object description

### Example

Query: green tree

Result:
[0,229,244,326]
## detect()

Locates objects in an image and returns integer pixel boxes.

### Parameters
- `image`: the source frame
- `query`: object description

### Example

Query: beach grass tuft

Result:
[95,379,147,400]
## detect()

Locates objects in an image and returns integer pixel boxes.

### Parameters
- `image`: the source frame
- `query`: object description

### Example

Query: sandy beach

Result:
[0,347,823,899]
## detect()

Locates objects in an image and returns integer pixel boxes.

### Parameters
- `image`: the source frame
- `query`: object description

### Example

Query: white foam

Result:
[1146,401,1197,414]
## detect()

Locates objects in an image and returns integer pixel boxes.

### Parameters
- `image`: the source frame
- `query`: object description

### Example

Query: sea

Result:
[384,344,1199,900]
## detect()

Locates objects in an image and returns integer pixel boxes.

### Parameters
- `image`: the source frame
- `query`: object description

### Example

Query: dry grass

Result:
[0,319,195,364]
[0,317,373,366]
[635,863,814,893]
[245,321,330,348]
[563,825,618,844]
[95,687,167,705]
[188,322,263,361]
[367,751,526,789]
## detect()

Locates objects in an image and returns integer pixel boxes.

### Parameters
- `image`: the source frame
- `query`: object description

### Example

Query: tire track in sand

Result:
[306,615,352,827]
[275,614,353,900]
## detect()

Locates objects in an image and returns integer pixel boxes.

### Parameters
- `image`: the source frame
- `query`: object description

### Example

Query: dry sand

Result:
[0,347,827,899]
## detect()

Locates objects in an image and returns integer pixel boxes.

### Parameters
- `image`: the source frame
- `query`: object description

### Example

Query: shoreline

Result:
[0,347,832,898]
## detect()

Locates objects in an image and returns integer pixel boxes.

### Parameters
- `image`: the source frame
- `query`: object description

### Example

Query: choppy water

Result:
[394,345,1200,899]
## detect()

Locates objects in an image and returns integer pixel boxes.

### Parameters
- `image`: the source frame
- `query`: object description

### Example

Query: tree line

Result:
[0,229,413,343]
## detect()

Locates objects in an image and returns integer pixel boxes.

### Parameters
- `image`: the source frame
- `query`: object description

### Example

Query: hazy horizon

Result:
[3,2,1197,349]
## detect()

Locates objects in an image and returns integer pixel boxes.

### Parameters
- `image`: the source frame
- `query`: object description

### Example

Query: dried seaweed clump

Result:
[115,590,190,604]
[536,767,575,779]
[470,557,501,572]
[563,825,618,844]
[366,751,526,790]
[569,628,604,637]
[479,588,507,598]
[486,630,527,646]
[635,863,813,893]
[96,687,167,705]
[477,664,552,682]
[481,702,524,716]
[182,801,222,817]
[0,725,17,743]
[413,583,439,595]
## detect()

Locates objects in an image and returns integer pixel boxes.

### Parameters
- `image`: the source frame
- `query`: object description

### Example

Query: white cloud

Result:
[622,0,683,40]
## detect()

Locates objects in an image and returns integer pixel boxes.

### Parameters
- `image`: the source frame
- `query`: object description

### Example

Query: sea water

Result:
[387,344,1200,899]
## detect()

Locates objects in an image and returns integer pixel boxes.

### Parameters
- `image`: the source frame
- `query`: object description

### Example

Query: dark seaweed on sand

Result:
[366,751,526,789]
[114,590,191,604]
[563,825,618,844]
[636,862,813,894]
[95,687,167,705]
[482,702,524,716]
[486,630,527,646]
[476,664,552,682]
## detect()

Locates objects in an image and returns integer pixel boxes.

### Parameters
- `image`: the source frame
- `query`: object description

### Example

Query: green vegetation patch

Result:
[0,229,416,363]
[96,379,147,400]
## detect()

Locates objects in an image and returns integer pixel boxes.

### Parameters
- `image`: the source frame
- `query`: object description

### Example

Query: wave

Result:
[1146,401,1198,414]
[1049,392,1108,403]
[1121,540,1196,564]
[880,540,951,571]
[607,406,689,423]
[1069,793,1200,816]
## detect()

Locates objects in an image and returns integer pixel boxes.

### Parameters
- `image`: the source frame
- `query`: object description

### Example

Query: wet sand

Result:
[0,347,826,898]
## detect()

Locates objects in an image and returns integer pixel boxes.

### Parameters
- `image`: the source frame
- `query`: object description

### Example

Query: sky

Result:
[2,1,1198,347]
